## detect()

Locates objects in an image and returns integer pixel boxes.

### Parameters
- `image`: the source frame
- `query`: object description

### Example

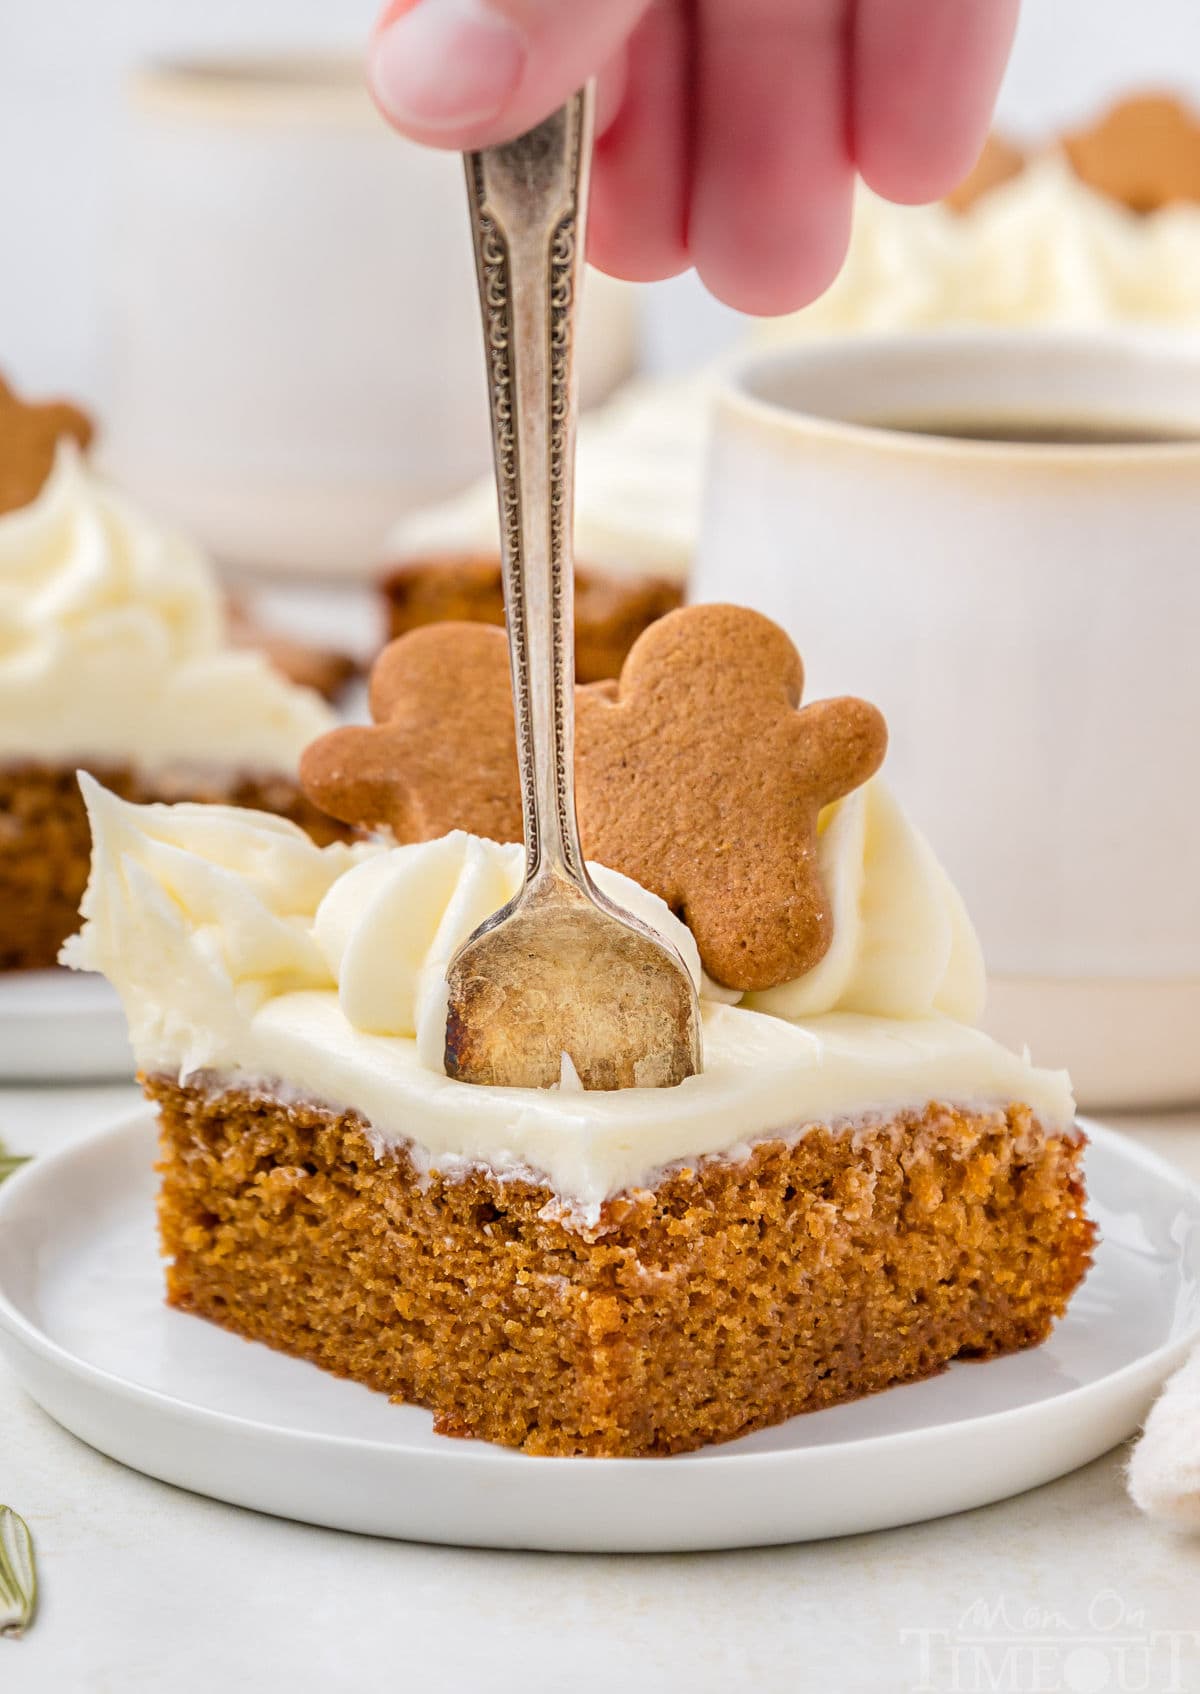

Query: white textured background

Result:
[3,0,1200,398]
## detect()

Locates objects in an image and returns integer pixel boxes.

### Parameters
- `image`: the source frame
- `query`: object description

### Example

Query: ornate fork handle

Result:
[463,89,594,891]
[448,87,701,1091]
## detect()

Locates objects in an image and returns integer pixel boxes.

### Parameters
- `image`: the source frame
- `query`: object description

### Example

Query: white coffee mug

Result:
[101,56,637,577]
[694,331,1200,1107]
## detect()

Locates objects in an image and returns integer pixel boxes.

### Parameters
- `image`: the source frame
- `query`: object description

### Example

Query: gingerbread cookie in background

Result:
[1063,93,1200,212]
[0,375,92,514]
[301,603,887,992]
[943,92,1200,218]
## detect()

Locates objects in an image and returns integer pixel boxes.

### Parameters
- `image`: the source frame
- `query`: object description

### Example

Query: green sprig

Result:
[0,1507,37,1638]
[0,1135,28,1187]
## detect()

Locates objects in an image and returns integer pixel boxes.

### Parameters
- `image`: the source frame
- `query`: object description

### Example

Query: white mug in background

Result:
[101,57,637,578]
[695,332,1200,1108]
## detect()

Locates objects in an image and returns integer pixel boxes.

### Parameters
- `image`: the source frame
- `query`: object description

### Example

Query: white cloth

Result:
[1128,1343,1200,1527]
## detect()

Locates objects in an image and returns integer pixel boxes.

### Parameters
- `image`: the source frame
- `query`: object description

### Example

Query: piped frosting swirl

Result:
[0,443,336,771]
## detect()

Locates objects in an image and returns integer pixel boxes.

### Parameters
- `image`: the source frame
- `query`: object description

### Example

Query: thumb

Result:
[368,0,650,148]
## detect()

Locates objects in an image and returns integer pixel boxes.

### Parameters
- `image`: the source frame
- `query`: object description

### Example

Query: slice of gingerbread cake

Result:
[381,552,681,684]
[65,605,1093,1457]
[378,377,699,682]
[0,376,346,971]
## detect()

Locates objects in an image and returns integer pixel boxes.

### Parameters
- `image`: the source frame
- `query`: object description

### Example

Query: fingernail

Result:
[369,0,526,132]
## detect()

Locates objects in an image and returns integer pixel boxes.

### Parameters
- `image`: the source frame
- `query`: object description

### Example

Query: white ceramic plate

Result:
[0,1112,1196,1553]
[0,970,133,1081]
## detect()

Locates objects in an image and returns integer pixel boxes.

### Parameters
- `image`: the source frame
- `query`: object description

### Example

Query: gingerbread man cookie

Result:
[0,375,93,516]
[1064,94,1200,212]
[575,605,886,991]
[302,605,886,993]
[300,622,521,845]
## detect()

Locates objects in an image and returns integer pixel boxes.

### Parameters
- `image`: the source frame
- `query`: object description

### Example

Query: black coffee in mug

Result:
[862,415,1199,446]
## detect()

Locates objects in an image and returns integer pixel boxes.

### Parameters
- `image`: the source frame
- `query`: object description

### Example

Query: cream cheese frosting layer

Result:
[64,777,1073,1219]
[0,443,336,771]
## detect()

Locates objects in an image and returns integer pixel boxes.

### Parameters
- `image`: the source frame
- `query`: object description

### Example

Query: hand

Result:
[367,0,1020,315]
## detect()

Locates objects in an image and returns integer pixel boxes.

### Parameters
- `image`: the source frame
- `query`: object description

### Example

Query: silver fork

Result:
[443,87,702,1091]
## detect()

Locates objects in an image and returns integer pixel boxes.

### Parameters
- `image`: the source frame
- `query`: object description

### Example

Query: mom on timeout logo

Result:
[900,1590,1199,1693]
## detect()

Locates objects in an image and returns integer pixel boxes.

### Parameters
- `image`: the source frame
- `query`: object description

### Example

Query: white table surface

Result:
[3,1083,1199,1694]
